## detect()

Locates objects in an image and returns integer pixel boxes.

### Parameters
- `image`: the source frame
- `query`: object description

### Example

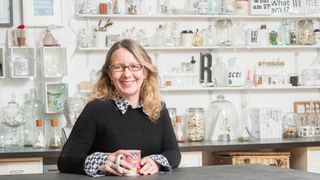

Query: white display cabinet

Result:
[44,82,68,114]
[40,47,67,78]
[291,147,320,173]
[9,47,36,78]
[0,48,4,78]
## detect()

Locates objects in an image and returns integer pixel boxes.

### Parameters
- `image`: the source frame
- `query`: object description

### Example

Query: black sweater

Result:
[57,99,181,174]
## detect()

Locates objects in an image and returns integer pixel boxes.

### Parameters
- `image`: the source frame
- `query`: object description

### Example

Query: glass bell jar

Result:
[1,93,25,147]
[205,95,239,141]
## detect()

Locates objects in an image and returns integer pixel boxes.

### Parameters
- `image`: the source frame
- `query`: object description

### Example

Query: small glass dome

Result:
[205,95,239,141]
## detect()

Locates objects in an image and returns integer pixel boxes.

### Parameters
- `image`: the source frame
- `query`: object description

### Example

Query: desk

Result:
[0,165,319,180]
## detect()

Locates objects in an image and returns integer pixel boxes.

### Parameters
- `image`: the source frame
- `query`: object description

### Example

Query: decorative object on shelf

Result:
[227,57,242,87]
[223,0,236,14]
[22,0,62,27]
[62,97,86,141]
[197,0,209,15]
[301,52,320,86]
[249,0,271,15]
[193,29,203,46]
[1,93,25,147]
[278,20,290,46]
[94,19,113,47]
[42,25,59,46]
[0,0,13,27]
[158,0,170,15]
[47,89,63,112]
[246,28,259,46]
[282,112,299,138]
[250,108,283,139]
[269,30,278,45]
[238,103,254,142]
[99,2,108,14]
[258,24,269,46]
[215,19,233,46]
[48,119,63,149]
[13,57,29,76]
[212,57,228,87]
[180,30,193,47]
[126,0,138,14]
[294,100,320,137]
[187,107,205,142]
[15,24,26,47]
[23,89,44,147]
[206,95,239,141]
[297,19,315,45]
[235,0,248,15]
[174,115,186,143]
[314,29,320,45]
[32,119,45,149]
[167,107,177,127]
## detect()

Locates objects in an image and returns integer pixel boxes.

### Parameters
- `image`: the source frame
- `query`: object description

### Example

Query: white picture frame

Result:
[22,0,62,27]
[0,0,13,27]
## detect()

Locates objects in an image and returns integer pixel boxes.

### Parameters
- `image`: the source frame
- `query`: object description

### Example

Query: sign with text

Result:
[250,0,272,15]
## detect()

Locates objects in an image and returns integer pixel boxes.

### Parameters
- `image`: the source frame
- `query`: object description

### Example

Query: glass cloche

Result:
[1,93,25,147]
[205,95,239,141]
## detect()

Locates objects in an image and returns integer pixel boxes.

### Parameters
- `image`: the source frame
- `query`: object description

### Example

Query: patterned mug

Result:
[116,150,141,176]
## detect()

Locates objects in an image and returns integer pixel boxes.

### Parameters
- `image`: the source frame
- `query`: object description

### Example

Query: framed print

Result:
[0,0,13,27]
[22,0,63,27]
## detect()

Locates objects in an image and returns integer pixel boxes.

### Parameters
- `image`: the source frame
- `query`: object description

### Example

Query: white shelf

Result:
[40,47,67,78]
[78,45,320,51]
[160,86,320,92]
[9,47,36,78]
[78,14,320,19]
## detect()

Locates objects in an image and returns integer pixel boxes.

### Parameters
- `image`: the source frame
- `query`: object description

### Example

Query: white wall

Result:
[0,0,319,139]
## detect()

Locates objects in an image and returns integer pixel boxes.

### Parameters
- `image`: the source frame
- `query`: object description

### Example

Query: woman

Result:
[58,39,181,177]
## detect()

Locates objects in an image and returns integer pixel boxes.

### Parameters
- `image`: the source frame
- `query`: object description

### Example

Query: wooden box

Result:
[213,152,290,169]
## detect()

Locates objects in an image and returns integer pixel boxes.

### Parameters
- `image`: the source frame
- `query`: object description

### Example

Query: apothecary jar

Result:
[297,19,315,45]
[187,107,205,142]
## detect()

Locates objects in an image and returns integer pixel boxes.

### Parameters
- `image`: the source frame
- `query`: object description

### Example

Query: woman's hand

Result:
[100,150,132,176]
[139,157,160,175]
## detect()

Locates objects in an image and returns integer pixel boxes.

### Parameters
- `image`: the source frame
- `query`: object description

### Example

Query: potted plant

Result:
[16,24,26,47]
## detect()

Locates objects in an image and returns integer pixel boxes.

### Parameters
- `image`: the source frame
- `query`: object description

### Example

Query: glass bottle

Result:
[223,0,236,15]
[258,24,269,46]
[23,89,44,147]
[227,57,242,87]
[158,0,170,15]
[212,57,228,87]
[167,108,177,127]
[79,28,90,48]
[126,0,138,14]
[187,108,205,141]
[174,115,186,142]
[32,119,45,149]
[48,119,63,149]
[278,20,290,46]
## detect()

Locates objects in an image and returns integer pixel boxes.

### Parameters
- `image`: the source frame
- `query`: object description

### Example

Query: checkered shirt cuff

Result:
[84,152,110,177]
[148,154,172,173]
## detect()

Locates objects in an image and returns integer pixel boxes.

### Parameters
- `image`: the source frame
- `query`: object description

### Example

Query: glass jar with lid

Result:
[297,19,315,45]
[205,95,239,141]
[187,107,205,141]
[1,93,25,147]
[215,19,233,46]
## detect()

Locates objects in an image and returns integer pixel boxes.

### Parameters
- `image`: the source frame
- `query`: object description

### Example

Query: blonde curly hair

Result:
[91,39,163,121]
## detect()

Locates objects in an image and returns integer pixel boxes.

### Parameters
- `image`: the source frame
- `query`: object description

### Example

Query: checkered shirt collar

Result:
[113,93,146,115]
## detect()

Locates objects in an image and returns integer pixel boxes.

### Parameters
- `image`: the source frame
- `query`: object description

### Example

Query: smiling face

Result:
[108,48,146,102]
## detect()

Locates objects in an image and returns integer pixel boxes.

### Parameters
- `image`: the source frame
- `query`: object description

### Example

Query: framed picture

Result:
[0,0,13,27]
[22,0,62,27]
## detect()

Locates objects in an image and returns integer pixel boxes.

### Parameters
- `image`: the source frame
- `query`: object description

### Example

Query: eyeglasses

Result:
[109,64,143,72]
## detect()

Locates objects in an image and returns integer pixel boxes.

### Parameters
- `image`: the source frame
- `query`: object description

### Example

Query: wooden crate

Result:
[213,152,290,169]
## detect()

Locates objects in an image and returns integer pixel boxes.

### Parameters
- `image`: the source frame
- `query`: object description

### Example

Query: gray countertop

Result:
[0,164,319,180]
[1,137,320,158]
